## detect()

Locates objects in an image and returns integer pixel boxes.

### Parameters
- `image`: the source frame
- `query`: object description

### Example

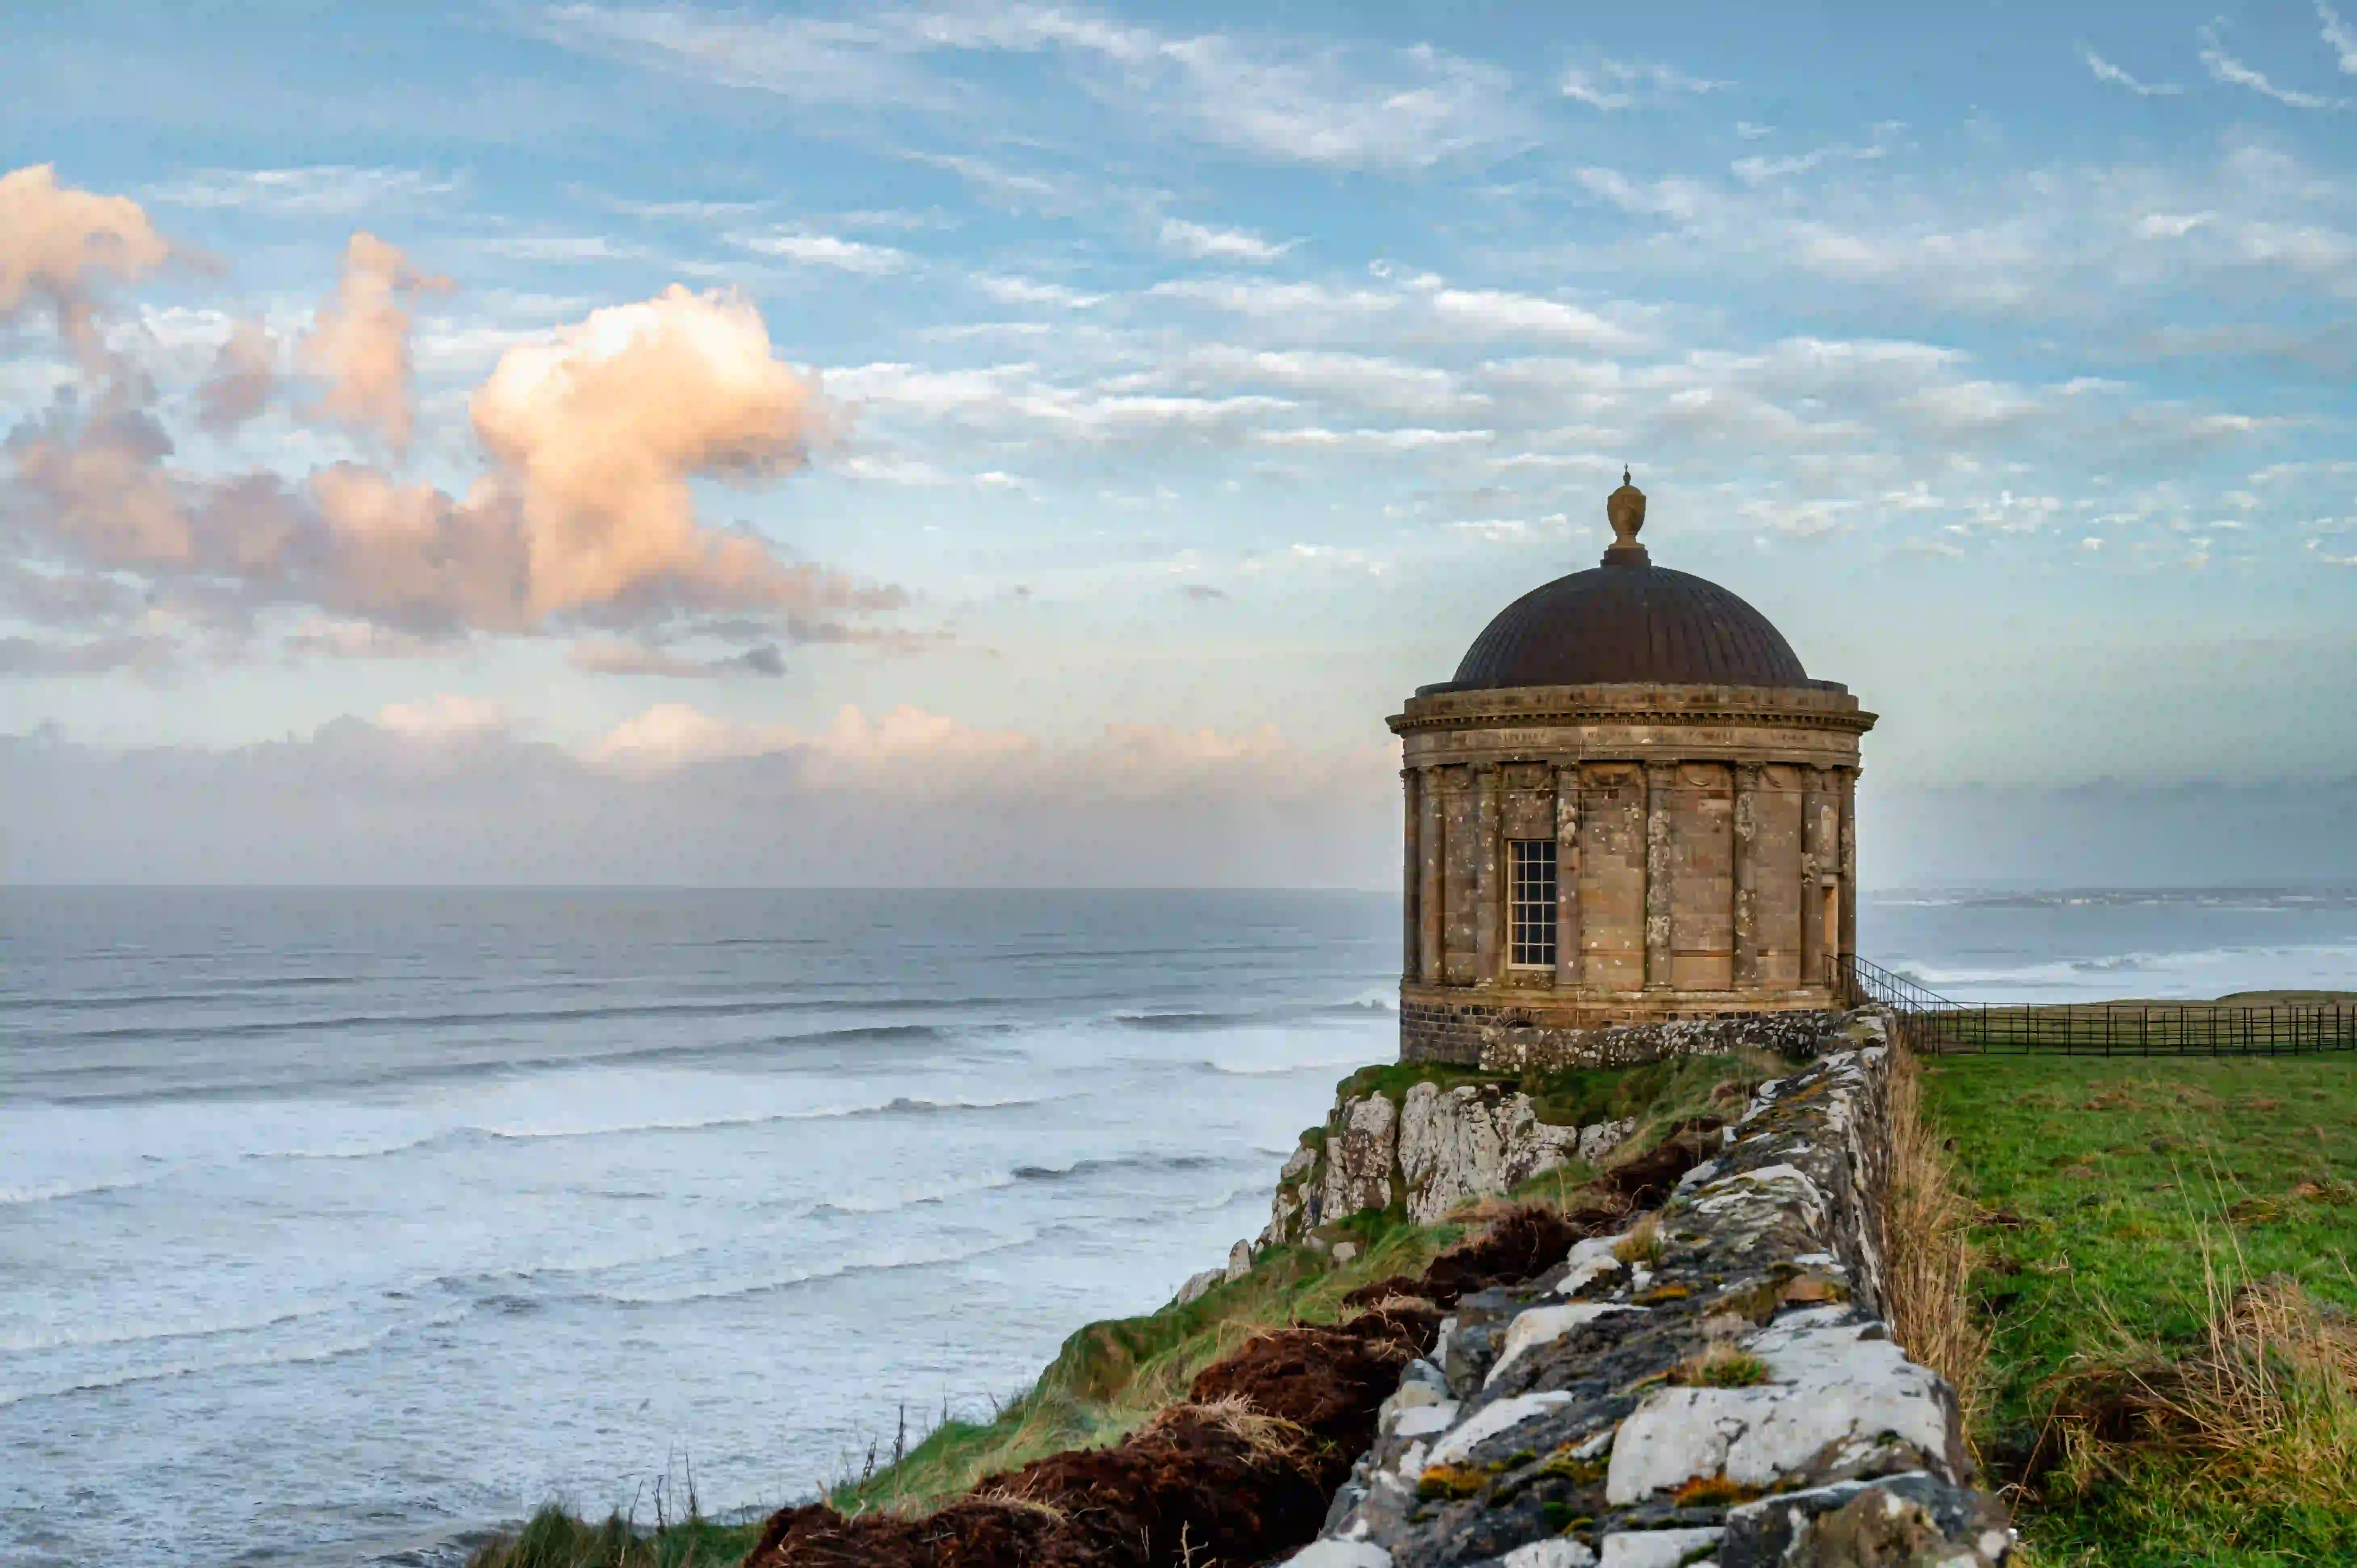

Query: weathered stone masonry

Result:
[1397,696,1873,1063]
[1283,1016,2013,1568]
[1394,478,1877,1068]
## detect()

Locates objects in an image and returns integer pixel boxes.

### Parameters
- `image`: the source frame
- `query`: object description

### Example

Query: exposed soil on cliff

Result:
[744,1203,1613,1568]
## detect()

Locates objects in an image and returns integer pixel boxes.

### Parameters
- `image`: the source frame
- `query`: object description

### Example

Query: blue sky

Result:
[5,2,2357,883]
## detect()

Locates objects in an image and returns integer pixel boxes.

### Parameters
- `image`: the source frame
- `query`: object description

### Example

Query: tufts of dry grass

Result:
[1883,1042,1992,1435]
[1611,1212,1662,1266]
[2047,1243,2357,1514]
[1159,1393,1315,1468]
[965,1486,1072,1525]
[1668,1344,1768,1388]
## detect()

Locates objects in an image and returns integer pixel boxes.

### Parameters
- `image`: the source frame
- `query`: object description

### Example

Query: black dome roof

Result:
[1438,560,1809,692]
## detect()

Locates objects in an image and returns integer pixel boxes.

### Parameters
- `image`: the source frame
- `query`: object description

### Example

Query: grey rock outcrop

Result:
[1170,1266,1224,1307]
[1262,1077,1635,1247]
[1281,1015,2014,1568]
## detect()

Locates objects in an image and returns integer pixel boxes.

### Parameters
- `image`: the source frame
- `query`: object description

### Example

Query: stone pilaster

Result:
[1553,759,1581,990]
[1443,767,1477,986]
[1732,761,1761,989]
[1401,768,1419,980]
[1839,766,1859,993]
[1418,766,1444,985]
[1644,761,1675,990]
[1801,766,1833,989]
[1473,762,1501,986]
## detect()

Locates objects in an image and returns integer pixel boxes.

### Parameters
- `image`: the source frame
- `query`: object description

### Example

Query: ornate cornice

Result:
[1390,700,1878,738]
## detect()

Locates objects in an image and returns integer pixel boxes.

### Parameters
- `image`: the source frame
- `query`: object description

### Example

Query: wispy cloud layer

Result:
[2082,48,2182,96]
[144,165,464,216]
[9,0,2357,842]
[531,3,1534,170]
[1158,218,1295,264]
[2200,21,2351,108]
[1559,55,1728,111]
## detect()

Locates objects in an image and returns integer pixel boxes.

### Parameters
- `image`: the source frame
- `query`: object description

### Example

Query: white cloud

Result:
[143,165,463,216]
[472,233,647,264]
[1560,55,1729,111]
[827,358,1293,443]
[729,230,912,273]
[2200,22,2351,109]
[590,701,796,770]
[1147,277,1403,319]
[972,274,1102,308]
[1430,288,1640,349]
[1732,143,1887,184]
[1254,426,1491,451]
[535,5,1531,172]
[1098,33,1530,172]
[2230,219,2357,278]
[2322,2,2357,73]
[375,693,512,741]
[2082,48,2183,96]
[1171,346,1488,418]
[1569,166,1721,223]
[1158,218,1297,264]
[1899,379,2042,434]
[2139,210,2216,237]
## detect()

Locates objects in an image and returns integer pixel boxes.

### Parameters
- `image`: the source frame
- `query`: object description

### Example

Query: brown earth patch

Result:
[748,1201,1628,1568]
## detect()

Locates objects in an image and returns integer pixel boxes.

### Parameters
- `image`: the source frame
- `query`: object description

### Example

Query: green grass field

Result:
[1922,1051,2357,1567]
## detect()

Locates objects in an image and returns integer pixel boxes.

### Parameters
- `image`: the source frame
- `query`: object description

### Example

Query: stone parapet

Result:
[1284,1015,2013,1568]
[1402,992,1840,1070]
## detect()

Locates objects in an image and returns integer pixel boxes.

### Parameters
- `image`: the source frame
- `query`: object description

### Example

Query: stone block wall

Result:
[1401,999,1840,1072]
[1283,1016,2014,1568]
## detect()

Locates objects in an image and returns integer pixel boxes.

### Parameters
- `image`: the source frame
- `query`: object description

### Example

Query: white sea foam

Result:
[0,1169,174,1206]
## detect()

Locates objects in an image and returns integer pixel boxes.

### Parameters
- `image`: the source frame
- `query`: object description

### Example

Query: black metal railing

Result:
[1841,954,2357,1057]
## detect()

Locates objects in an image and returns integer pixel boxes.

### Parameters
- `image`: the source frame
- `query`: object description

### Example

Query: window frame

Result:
[1506,837,1558,970]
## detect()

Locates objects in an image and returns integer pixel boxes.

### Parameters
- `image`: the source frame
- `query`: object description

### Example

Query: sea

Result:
[4,885,2356,1568]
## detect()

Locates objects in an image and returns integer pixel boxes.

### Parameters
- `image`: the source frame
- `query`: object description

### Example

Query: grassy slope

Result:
[1922,1052,2357,1567]
[468,1051,1774,1567]
[834,1051,1776,1518]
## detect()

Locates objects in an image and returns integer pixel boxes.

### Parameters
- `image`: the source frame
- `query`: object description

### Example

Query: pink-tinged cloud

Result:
[197,319,278,434]
[7,259,904,646]
[471,285,869,619]
[302,232,451,455]
[9,404,191,566]
[0,165,173,365]
[583,701,1392,804]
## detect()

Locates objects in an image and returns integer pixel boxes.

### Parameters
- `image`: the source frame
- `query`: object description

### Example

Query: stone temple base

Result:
[1401,986,1842,1070]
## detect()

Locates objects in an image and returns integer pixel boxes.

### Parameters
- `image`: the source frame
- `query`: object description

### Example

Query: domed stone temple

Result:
[1391,475,1875,1064]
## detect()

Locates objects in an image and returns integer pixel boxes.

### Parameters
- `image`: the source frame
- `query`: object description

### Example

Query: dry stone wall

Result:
[1262,1079,1637,1248]
[1282,1017,2013,1568]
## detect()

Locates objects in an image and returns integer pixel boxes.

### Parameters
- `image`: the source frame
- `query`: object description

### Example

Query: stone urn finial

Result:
[1603,467,1648,565]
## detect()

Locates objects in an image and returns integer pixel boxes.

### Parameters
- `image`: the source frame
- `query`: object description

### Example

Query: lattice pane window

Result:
[1508,839,1557,968]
